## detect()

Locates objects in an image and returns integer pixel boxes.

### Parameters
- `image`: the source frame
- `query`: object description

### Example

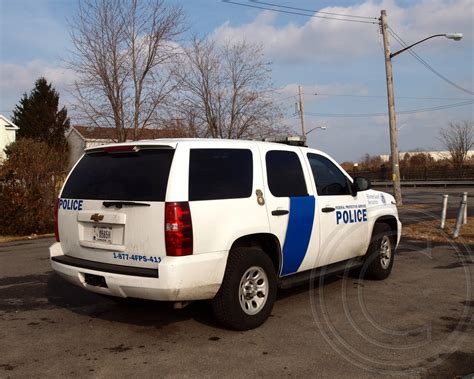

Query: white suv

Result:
[50,138,401,330]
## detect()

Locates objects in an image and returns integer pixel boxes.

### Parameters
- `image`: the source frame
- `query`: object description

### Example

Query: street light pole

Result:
[380,9,403,205]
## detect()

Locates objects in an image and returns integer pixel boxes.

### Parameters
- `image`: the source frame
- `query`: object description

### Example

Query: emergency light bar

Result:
[263,135,307,147]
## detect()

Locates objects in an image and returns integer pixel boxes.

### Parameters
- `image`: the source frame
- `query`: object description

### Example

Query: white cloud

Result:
[0,60,75,113]
[212,0,472,64]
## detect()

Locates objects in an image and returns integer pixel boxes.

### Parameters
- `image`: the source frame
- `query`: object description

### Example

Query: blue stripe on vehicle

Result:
[281,196,315,276]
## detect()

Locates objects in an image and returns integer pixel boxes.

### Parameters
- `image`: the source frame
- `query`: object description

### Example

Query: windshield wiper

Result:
[102,201,150,209]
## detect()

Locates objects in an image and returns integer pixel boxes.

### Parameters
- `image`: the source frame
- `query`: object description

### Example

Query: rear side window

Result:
[61,149,174,201]
[266,150,308,197]
[189,149,253,201]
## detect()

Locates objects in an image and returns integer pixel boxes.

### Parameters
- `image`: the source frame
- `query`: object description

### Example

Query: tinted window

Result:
[62,149,174,201]
[189,149,253,201]
[266,151,307,197]
[307,153,351,196]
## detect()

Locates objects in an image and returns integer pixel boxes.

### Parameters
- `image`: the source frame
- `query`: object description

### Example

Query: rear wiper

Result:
[102,201,150,209]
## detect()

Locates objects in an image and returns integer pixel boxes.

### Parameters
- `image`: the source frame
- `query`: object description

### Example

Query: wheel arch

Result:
[373,215,399,244]
[230,233,282,275]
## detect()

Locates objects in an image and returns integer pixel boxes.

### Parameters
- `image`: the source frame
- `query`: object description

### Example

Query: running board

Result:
[278,258,364,289]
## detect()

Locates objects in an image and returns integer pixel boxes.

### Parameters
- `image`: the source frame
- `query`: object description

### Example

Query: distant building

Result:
[379,150,474,162]
[0,114,19,162]
[66,125,188,168]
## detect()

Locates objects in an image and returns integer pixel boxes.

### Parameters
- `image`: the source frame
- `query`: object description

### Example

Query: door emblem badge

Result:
[256,189,265,206]
[90,213,104,222]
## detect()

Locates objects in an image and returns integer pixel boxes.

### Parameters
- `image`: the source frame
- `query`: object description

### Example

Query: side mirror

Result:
[352,176,371,194]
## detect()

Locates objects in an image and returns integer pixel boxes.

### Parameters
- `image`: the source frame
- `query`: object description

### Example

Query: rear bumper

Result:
[49,242,228,301]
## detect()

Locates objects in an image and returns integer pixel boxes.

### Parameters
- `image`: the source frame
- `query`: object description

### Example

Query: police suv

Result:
[50,138,401,330]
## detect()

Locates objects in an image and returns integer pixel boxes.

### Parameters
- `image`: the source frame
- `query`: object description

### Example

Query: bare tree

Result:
[69,0,184,141]
[172,38,284,139]
[439,121,473,169]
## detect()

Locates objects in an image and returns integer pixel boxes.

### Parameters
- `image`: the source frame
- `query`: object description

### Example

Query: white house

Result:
[0,114,19,162]
[66,125,187,168]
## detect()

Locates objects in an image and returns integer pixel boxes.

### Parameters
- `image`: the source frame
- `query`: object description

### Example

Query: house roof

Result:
[71,125,189,141]
[0,114,19,130]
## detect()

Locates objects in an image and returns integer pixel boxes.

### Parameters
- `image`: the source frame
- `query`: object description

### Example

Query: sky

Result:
[0,0,473,162]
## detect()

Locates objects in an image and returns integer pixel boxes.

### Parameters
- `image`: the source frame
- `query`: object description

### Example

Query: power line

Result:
[304,100,474,117]
[308,92,474,101]
[272,94,299,103]
[222,0,378,24]
[250,1,377,20]
[388,26,474,96]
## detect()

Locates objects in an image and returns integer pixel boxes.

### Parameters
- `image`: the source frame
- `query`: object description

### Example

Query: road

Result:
[0,190,473,377]
[377,186,474,225]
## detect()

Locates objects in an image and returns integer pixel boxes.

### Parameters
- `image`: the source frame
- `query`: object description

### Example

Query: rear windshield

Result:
[61,149,174,201]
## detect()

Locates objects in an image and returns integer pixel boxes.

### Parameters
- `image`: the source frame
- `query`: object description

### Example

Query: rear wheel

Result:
[212,247,277,330]
[363,223,395,280]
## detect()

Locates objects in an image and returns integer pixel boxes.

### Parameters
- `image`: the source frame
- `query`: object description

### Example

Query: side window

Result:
[266,150,308,197]
[189,149,253,201]
[307,153,351,196]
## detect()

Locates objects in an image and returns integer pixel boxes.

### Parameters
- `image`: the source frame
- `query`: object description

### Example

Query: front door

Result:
[306,152,369,267]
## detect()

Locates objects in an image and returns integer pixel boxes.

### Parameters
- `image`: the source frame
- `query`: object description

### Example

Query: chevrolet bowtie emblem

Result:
[90,213,104,222]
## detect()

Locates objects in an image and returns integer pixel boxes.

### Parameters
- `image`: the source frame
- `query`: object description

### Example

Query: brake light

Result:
[54,198,60,242]
[103,145,139,153]
[165,202,193,256]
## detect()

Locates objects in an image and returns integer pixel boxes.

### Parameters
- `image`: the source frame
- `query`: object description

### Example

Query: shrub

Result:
[0,139,67,235]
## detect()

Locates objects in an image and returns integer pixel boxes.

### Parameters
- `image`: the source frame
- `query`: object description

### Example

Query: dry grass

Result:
[0,234,54,243]
[402,217,474,244]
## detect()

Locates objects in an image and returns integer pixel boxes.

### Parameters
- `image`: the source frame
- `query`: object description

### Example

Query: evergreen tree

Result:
[12,77,70,148]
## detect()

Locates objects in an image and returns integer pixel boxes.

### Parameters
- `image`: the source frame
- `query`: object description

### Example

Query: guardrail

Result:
[371,180,474,188]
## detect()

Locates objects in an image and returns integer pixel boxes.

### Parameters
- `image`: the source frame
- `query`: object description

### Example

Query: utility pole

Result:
[298,85,306,136]
[380,10,403,205]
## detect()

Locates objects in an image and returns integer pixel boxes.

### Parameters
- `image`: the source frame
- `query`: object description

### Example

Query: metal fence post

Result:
[453,197,467,239]
[462,192,468,224]
[440,194,449,229]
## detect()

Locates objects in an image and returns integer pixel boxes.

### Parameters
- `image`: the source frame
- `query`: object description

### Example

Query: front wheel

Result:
[362,223,395,280]
[211,247,277,330]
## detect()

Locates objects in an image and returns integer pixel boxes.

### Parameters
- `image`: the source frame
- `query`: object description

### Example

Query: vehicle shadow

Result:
[0,268,347,330]
[45,273,219,329]
[43,271,346,330]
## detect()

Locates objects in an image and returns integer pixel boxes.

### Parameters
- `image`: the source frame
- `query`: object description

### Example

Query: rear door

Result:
[185,141,269,255]
[259,145,318,276]
[58,144,176,269]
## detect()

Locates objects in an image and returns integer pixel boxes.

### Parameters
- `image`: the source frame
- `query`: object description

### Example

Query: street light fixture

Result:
[306,126,327,135]
[380,9,463,205]
[391,33,463,58]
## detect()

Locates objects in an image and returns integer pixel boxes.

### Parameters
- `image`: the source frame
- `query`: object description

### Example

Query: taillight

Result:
[165,202,193,256]
[54,198,60,242]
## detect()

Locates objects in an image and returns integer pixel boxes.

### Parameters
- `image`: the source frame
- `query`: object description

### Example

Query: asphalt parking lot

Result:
[1,189,473,378]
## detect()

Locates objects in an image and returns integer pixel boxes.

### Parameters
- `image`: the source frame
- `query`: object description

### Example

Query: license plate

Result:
[93,226,112,243]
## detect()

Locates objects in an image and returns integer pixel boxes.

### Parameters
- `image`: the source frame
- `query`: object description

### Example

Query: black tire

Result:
[362,223,395,280]
[211,247,277,331]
